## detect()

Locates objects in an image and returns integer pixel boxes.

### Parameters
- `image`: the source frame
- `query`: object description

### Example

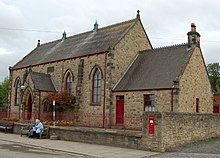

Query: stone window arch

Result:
[92,68,101,103]
[64,69,74,94]
[14,77,21,106]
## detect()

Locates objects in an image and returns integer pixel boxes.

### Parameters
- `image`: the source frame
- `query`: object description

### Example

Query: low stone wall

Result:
[13,123,142,149]
[49,126,142,149]
[13,112,220,152]
[143,112,220,151]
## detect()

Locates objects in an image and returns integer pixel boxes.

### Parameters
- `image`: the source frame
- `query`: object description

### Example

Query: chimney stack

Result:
[187,23,201,47]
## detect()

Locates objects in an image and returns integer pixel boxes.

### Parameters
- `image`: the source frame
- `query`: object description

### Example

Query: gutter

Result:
[113,88,174,93]
[171,89,174,112]
[38,91,41,119]
[11,50,109,71]
[8,67,13,117]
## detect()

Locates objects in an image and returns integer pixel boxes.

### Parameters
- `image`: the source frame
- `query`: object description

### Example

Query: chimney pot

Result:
[62,31,67,40]
[93,21,98,32]
[37,40,40,47]
[191,23,196,32]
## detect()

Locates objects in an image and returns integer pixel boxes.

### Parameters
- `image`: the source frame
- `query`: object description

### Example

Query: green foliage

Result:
[207,63,220,93]
[0,77,9,110]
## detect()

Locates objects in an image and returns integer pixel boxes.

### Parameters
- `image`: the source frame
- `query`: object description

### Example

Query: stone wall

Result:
[178,47,213,113]
[112,90,172,130]
[9,18,152,128]
[13,123,143,150]
[143,112,220,151]
[13,112,220,152]
[9,53,107,127]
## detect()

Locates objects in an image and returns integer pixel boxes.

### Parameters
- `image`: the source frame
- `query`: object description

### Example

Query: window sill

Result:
[90,102,101,106]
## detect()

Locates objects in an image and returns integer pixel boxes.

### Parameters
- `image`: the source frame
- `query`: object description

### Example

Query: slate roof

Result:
[113,44,194,91]
[13,18,137,69]
[31,71,57,92]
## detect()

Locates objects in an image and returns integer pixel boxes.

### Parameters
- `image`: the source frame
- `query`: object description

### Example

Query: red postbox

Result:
[148,116,155,134]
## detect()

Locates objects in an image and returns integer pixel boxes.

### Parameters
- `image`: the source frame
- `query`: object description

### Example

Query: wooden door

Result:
[27,94,32,120]
[116,96,124,125]
[213,106,219,113]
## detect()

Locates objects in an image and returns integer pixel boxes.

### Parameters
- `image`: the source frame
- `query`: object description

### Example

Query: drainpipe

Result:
[171,89,174,112]
[38,91,41,119]
[8,67,13,118]
[102,52,108,128]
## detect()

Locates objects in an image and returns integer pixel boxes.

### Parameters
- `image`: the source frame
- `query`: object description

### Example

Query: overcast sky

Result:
[0,0,220,82]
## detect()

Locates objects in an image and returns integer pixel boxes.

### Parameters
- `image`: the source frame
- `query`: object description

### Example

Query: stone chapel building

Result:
[9,11,213,130]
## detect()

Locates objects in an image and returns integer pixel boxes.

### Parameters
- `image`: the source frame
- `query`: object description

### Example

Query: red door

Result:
[213,106,219,113]
[27,94,32,120]
[116,96,124,125]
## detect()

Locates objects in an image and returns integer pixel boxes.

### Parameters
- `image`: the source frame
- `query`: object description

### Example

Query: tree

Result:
[0,77,9,110]
[207,63,220,93]
[43,91,76,112]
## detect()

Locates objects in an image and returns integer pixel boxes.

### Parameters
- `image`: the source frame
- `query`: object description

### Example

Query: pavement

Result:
[0,132,159,158]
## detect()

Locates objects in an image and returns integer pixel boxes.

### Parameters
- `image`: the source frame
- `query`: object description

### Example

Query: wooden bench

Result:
[20,125,49,139]
[20,124,33,137]
[40,126,49,139]
[0,120,14,133]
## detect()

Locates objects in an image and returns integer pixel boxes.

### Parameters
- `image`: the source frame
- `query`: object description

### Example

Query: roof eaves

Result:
[113,87,174,92]
[50,75,58,92]
[29,71,37,90]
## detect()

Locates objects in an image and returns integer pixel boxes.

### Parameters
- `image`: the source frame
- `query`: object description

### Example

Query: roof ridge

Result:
[38,18,137,47]
[98,18,136,31]
[153,43,187,50]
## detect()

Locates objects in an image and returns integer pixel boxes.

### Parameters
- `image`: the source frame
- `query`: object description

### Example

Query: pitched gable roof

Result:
[13,18,138,69]
[113,44,194,91]
[30,71,57,92]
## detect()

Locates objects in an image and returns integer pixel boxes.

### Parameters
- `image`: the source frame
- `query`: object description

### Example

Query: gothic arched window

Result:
[92,68,101,103]
[15,79,21,105]
[65,72,73,94]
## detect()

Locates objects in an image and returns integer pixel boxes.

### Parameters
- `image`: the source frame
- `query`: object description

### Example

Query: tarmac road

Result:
[1,132,220,158]
[150,137,220,158]
[0,139,85,158]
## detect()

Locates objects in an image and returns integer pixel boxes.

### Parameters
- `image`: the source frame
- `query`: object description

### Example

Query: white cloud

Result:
[0,48,13,55]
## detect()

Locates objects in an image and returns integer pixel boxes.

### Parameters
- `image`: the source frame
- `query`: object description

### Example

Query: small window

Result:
[47,66,54,73]
[196,98,199,112]
[144,94,155,112]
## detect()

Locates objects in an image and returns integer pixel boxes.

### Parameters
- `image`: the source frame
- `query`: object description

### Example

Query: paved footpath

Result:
[0,133,159,158]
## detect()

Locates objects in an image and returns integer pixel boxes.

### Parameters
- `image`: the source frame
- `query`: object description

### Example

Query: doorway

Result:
[27,94,32,120]
[116,96,124,125]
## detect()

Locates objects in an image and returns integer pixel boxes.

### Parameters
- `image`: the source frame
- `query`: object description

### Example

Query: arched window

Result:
[92,68,101,103]
[65,72,72,94]
[15,79,20,105]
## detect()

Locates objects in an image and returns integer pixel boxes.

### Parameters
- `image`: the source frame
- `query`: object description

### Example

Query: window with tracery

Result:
[92,69,101,103]
[65,72,72,94]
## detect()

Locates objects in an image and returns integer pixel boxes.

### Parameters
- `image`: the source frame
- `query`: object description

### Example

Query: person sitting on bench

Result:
[32,119,43,139]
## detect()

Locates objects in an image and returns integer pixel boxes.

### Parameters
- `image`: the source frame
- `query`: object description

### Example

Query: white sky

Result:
[0,0,220,82]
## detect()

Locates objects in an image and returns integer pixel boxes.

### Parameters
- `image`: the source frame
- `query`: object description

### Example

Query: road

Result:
[150,137,220,158]
[0,140,86,158]
[1,133,220,158]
